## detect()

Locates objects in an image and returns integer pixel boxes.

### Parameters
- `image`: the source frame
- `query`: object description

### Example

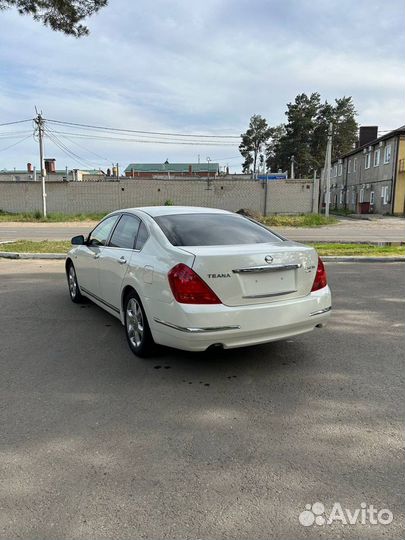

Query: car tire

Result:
[66,262,84,303]
[124,290,155,357]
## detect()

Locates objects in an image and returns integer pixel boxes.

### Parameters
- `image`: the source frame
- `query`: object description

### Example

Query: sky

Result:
[0,0,404,173]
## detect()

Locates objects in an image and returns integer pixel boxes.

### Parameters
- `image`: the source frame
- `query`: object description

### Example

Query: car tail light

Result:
[311,257,328,292]
[168,263,221,304]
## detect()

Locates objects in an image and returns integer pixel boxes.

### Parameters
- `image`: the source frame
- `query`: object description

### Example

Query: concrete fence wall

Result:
[0,178,313,215]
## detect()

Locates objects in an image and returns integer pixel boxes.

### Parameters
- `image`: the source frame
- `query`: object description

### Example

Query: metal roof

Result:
[124,163,219,173]
[334,125,405,162]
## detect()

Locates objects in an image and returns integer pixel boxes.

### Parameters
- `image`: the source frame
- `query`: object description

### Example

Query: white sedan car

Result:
[66,206,331,357]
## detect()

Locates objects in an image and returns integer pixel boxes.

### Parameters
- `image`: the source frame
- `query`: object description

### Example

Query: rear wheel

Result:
[67,262,84,303]
[124,291,155,357]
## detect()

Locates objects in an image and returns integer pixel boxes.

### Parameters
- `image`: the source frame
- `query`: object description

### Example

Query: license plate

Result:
[241,270,296,298]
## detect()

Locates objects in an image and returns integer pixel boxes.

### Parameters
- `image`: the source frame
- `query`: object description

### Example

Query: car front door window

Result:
[88,215,118,247]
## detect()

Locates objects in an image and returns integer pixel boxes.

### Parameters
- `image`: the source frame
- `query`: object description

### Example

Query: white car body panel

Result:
[98,246,133,311]
[75,244,103,297]
[67,206,332,352]
[180,243,318,306]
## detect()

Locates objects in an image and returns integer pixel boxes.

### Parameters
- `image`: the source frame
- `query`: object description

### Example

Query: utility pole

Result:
[290,155,295,179]
[324,122,333,217]
[312,169,319,214]
[34,112,47,217]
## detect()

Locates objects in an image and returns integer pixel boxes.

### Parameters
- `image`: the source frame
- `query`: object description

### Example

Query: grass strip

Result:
[261,214,338,227]
[1,240,404,257]
[0,210,105,222]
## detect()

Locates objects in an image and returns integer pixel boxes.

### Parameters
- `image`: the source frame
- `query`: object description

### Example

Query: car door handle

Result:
[118,257,127,265]
[93,253,100,259]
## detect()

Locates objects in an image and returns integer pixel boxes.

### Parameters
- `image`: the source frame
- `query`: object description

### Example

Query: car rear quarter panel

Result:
[119,234,194,323]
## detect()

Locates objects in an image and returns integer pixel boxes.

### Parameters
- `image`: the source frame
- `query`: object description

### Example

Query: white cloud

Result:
[0,0,404,172]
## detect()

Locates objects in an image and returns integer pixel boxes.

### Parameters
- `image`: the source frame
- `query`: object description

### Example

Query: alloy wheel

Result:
[126,298,144,348]
[68,265,77,299]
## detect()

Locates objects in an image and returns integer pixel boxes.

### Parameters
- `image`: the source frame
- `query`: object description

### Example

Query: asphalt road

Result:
[0,261,404,539]
[0,217,404,243]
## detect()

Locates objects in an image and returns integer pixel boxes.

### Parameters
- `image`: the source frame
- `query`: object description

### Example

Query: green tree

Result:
[311,101,335,171]
[280,92,321,177]
[312,96,358,168]
[239,114,272,173]
[266,93,358,177]
[0,0,108,36]
[331,96,358,160]
[265,123,286,172]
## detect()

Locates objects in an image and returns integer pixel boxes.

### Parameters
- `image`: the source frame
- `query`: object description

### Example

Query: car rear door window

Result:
[109,214,141,249]
[88,215,119,246]
[154,213,282,246]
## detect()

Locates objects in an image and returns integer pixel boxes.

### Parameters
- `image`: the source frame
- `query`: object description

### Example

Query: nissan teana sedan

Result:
[66,206,331,357]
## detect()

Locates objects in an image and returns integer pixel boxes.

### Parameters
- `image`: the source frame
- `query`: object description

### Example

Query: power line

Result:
[0,131,32,139]
[45,128,100,169]
[46,135,97,169]
[45,118,241,139]
[51,130,236,146]
[46,131,98,169]
[58,133,111,163]
[0,119,32,127]
[0,134,32,152]
[55,128,237,144]
[210,155,241,161]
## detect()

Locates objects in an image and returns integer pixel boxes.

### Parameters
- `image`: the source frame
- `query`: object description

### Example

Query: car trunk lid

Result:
[179,242,318,306]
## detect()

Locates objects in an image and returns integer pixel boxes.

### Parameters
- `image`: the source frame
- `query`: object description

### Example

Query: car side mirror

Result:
[71,235,85,245]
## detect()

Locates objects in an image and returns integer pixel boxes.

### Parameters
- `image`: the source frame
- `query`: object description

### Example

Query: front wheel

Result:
[124,291,155,357]
[67,263,84,303]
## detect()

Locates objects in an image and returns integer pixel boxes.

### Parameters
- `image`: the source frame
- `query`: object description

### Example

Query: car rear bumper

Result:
[145,286,332,352]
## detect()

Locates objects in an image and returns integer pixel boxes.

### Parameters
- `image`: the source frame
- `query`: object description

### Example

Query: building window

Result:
[333,164,338,177]
[374,148,381,167]
[353,158,357,172]
[384,144,391,164]
[370,191,375,205]
[365,153,371,169]
[338,163,343,176]
[351,189,356,205]
[359,188,365,203]
[348,159,352,173]
[381,186,391,205]
[346,189,350,203]
[339,190,344,204]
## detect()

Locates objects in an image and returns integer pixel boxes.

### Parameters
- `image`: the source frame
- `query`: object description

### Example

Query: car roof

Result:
[120,206,233,217]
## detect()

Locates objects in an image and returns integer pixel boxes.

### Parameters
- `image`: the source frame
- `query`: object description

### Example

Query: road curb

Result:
[0,252,66,260]
[322,256,405,262]
[1,252,404,263]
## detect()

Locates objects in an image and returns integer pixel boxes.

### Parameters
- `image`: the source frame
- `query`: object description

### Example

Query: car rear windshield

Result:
[154,213,282,246]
